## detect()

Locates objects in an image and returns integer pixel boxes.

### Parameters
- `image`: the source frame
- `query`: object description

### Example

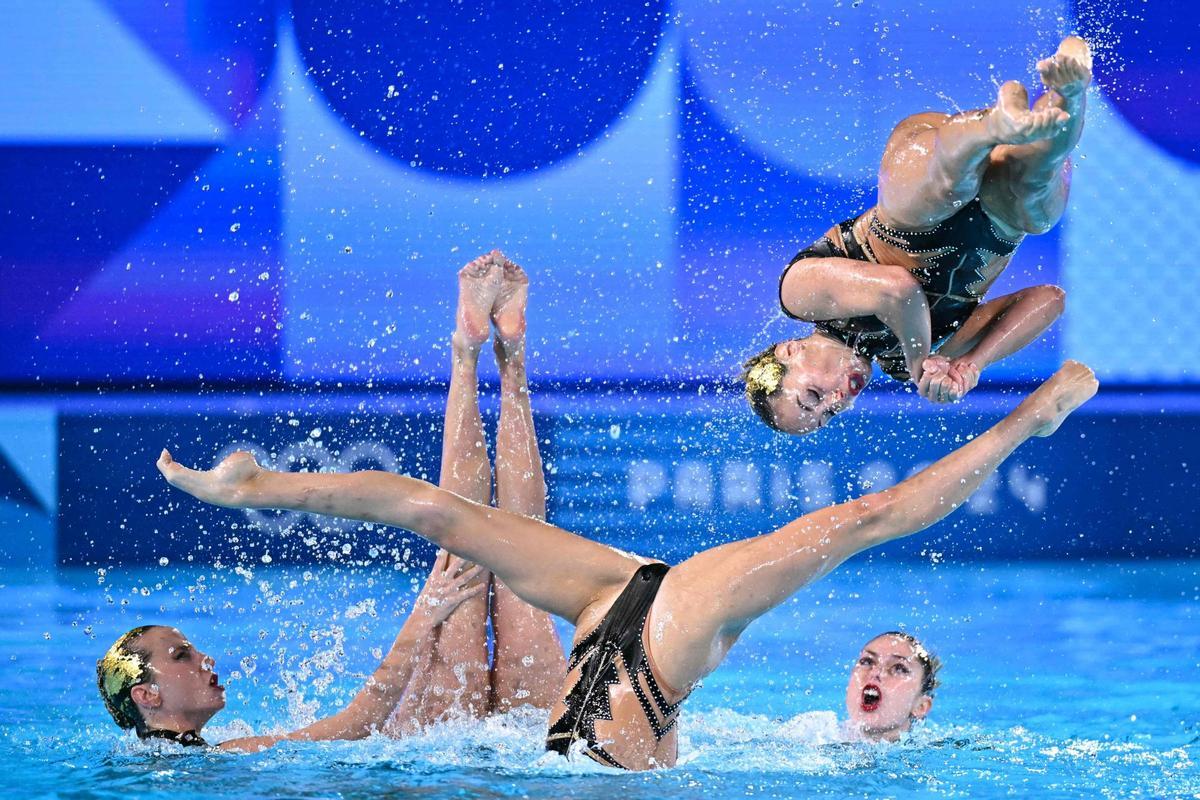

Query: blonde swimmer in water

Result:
[99,252,565,751]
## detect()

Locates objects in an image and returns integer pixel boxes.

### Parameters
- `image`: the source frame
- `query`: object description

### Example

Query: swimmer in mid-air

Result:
[744,36,1093,435]
[158,337,1097,769]
[99,252,566,750]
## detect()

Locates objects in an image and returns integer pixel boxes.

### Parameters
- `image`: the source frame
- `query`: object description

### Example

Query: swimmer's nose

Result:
[201,655,215,672]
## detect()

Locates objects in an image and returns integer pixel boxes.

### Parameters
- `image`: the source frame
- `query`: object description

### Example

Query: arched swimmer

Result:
[745,36,1092,435]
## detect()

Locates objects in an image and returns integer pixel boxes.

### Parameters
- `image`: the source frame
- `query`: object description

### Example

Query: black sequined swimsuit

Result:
[545,563,688,769]
[140,728,209,747]
[779,197,1023,380]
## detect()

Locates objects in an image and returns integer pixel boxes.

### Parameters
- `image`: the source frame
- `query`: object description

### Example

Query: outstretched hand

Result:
[157,449,264,508]
[413,550,489,627]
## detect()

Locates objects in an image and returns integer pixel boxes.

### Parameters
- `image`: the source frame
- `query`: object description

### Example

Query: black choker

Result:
[140,728,209,748]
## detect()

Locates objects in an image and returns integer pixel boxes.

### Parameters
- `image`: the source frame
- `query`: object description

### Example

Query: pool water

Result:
[2,559,1196,799]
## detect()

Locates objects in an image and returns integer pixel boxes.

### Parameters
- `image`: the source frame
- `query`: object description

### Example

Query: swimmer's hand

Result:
[917,356,979,404]
[913,353,951,391]
[413,550,489,627]
[157,449,264,508]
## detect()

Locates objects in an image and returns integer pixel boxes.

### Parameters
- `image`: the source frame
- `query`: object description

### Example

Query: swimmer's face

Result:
[765,338,871,435]
[129,627,225,727]
[845,634,932,741]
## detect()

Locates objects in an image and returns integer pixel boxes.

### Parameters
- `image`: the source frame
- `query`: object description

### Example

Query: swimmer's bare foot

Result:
[1038,36,1092,100]
[455,252,503,351]
[1020,360,1099,437]
[987,81,1070,146]
[491,253,529,354]
[157,449,264,508]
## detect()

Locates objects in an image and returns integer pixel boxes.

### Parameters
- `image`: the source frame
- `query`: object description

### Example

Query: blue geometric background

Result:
[1,0,1196,386]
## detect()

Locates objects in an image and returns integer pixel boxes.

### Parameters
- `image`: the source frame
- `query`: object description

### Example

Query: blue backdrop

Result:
[25,390,1195,567]
[2,1,1198,386]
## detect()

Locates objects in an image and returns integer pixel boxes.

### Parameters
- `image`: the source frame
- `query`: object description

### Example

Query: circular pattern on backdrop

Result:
[1072,0,1200,164]
[291,1,668,178]
[680,0,1068,182]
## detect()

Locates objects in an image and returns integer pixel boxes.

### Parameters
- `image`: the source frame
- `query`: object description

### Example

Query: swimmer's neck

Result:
[139,708,217,738]
[140,727,208,747]
[851,720,910,743]
[810,328,870,369]
[811,328,852,350]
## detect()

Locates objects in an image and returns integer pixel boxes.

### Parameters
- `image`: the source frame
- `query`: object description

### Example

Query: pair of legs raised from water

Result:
[160,293,1098,769]
[387,252,565,731]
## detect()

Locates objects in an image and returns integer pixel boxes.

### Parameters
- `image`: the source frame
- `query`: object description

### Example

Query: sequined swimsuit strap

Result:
[139,728,209,747]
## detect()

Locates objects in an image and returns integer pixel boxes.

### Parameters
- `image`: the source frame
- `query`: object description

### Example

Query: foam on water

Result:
[11,705,1193,800]
[5,561,1197,799]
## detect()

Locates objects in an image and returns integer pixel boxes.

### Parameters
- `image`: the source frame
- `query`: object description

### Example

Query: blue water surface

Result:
[2,555,1196,799]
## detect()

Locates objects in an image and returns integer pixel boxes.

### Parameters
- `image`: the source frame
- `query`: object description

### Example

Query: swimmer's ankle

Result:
[493,335,527,373]
[451,330,484,360]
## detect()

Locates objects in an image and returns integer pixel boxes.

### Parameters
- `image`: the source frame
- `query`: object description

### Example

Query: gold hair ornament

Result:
[99,639,147,697]
[745,359,784,395]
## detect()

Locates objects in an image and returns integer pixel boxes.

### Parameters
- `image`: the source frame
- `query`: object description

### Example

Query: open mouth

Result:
[861,684,882,712]
[210,672,223,690]
[848,372,866,397]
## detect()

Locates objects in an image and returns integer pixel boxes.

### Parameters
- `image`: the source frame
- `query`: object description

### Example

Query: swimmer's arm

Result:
[217,623,434,753]
[780,257,932,380]
[218,569,486,752]
[937,285,1066,371]
[920,285,1066,403]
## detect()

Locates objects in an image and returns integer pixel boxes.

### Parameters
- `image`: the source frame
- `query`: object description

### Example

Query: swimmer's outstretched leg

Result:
[647,361,1098,694]
[158,443,642,627]
[388,254,501,732]
[981,36,1091,234]
[487,256,568,713]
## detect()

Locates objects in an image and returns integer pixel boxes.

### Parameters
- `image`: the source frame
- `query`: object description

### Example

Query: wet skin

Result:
[844,634,932,742]
[766,336,872,435]
[128,627,226,732]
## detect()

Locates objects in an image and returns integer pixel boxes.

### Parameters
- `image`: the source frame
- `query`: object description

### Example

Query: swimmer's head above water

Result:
[741,334,871,435]
[97,626,225,742]
[846,631,941,741]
